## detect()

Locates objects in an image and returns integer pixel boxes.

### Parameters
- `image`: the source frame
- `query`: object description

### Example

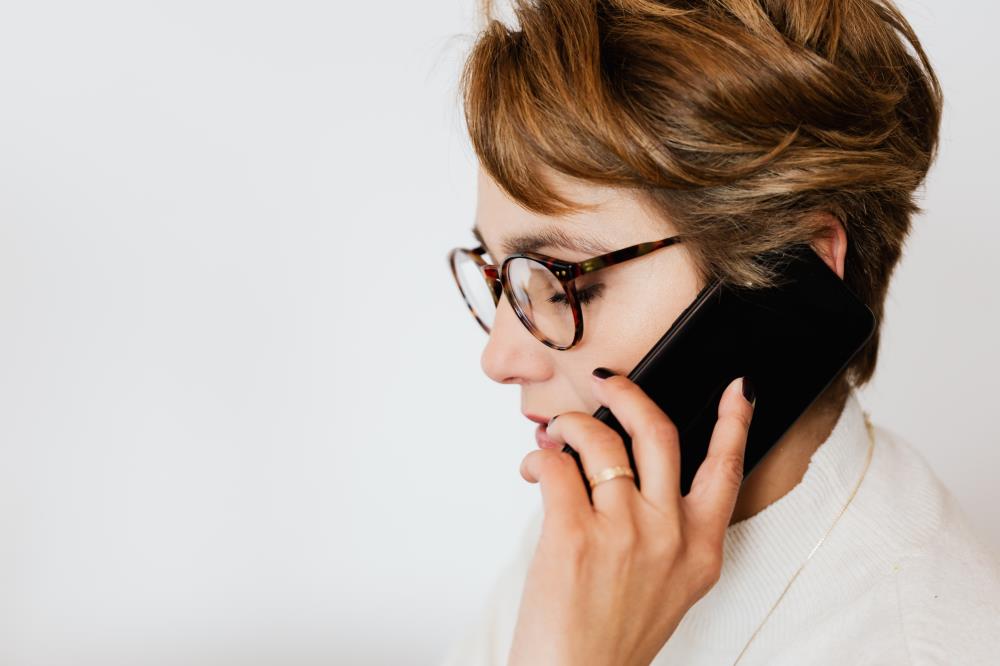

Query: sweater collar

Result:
[676,387,873,641]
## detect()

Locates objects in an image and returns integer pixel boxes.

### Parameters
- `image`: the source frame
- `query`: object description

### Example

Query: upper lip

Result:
[523,412,551,426]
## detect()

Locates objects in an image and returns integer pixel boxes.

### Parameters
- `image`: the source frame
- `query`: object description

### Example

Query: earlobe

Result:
[809,212,848,279]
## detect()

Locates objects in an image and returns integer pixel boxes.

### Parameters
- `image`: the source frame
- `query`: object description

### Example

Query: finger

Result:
[544,410,637,516]
[684,376,755,540]
[520,448,593,527]
[588,367,681,513]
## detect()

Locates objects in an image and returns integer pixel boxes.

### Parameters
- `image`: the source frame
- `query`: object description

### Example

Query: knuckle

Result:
[595,429,625,452]
[575,428,624,457]
[712,453,746,488]
[547,520,589,559]
[648,417,679,444]
[688,542,723,594]
[609,520,639,553]
[720,409,752,434]
[701,557,723,591]
[653,518,684,555]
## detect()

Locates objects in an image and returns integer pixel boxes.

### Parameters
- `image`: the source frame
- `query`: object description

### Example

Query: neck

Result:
[729,379,852,526]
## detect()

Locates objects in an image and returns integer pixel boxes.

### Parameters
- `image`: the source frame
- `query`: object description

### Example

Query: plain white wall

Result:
[0,1,996,664]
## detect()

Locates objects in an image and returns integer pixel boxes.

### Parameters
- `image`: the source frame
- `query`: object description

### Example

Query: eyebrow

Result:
[471,225,614,259]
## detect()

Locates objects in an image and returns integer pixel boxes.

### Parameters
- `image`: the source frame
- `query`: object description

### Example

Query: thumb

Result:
[685,376,755,533]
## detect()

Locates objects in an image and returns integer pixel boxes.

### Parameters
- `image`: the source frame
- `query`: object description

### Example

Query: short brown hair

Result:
[459,0,942,388]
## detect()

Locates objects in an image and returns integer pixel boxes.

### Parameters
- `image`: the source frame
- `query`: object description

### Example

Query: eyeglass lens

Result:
[451,250,576,347]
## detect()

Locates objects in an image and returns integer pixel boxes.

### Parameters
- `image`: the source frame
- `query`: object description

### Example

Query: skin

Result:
[472,167,851,664]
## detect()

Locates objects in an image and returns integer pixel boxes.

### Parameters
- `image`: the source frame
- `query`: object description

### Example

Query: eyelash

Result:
[548,283,605,307]
[483,248,606,309]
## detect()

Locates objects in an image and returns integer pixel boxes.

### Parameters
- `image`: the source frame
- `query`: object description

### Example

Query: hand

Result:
[509,371,756,666]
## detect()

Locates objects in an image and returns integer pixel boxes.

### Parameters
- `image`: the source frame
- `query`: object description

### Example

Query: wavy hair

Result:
[459,0,942,387]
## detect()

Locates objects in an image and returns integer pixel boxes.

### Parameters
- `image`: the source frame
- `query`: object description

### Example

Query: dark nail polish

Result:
[742,376,756,407]
[592,367,616,379]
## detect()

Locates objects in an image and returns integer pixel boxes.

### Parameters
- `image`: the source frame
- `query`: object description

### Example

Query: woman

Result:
[442,1,1000,664]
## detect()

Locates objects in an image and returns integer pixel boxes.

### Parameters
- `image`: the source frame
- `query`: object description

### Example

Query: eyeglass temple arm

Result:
[575,235,684,276]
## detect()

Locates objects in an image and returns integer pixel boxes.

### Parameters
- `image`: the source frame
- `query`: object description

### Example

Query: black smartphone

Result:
[562,242,877,500]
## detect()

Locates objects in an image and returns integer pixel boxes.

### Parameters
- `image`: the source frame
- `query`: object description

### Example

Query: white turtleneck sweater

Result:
[439,389,1000,665]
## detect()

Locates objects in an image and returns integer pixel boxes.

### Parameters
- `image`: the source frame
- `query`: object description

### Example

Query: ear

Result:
[808,212,848,279]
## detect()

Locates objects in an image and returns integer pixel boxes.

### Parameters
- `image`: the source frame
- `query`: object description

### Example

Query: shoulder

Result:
[861,423,996,560]
[772,425,1000,665]
[869,426,1000,663]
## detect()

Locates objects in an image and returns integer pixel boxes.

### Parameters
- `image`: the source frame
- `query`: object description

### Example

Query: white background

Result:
[0,1,997,664]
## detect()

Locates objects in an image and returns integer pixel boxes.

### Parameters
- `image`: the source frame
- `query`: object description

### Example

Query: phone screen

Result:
[563,242,877,499]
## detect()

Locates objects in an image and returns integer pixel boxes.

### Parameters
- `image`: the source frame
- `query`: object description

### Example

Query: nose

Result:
[480,295,549,385]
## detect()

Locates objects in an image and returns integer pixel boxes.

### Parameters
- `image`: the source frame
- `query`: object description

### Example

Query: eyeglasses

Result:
[447,234,685,350]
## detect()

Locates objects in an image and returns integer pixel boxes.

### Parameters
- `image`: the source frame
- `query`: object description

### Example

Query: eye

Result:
[547,283,605,308]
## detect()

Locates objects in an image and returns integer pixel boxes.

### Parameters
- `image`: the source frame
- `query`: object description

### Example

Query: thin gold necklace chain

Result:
[730,410,877,665]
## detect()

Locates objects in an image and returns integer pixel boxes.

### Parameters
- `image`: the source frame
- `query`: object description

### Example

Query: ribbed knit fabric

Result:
[439,389,1000,665]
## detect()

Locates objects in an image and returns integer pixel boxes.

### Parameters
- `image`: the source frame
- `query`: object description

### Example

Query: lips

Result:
[524,413,561,449]
[534,423,561,449]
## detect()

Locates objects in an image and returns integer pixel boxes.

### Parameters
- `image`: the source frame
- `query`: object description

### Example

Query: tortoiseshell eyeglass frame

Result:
[447,235,685,350]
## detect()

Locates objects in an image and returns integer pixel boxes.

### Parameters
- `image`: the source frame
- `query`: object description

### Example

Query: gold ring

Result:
[587,465,635,490]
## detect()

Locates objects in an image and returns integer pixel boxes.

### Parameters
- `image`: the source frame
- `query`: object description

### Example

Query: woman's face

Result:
[473,168,706,425]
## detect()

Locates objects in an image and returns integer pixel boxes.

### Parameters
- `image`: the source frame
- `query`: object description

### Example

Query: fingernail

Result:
[741,376,756,407]
[547,414,559,429]
[592,367,615,379]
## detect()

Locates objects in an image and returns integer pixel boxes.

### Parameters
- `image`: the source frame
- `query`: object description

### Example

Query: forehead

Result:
[473,167,673,253]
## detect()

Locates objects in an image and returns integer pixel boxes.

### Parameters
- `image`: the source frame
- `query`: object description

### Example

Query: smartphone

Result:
[562,242,877,500]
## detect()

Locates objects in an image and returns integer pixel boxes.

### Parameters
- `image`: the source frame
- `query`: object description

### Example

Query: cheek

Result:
[583,273,702,375]
[561,262,702,411]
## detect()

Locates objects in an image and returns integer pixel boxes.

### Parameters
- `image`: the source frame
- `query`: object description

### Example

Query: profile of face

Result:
[473,167,706,424]
[473,164,849,436]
